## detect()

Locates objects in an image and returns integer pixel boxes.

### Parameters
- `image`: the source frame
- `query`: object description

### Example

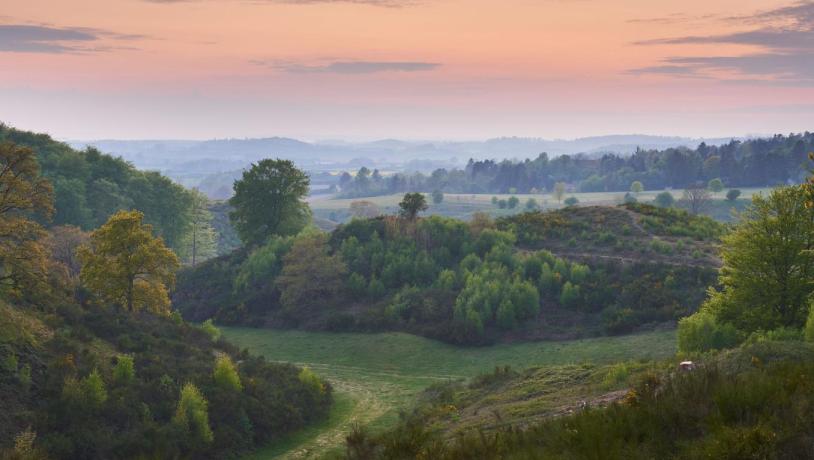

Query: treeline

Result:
[0,124,216,264]
[337,132,813,197]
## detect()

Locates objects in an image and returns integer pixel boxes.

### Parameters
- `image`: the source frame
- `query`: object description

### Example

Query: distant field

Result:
[310,187,770,223]
[224,328,676,459]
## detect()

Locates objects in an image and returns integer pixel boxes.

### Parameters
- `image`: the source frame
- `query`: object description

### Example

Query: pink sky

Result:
[1,0,813,140]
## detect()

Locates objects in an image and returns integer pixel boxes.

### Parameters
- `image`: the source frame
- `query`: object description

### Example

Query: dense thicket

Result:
[175,205,719,344]
[0,124,194,253]
[337,133,813,197]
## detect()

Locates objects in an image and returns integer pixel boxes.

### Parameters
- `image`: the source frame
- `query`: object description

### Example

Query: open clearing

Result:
[224,328,677,459]
[309,187,770,223]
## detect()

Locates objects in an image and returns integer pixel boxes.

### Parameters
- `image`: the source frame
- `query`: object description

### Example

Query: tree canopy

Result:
[78,210,180,314]
[704,186,814,331]
[0,141,54,294]
[229,159,311,246]
[398,193,428,220]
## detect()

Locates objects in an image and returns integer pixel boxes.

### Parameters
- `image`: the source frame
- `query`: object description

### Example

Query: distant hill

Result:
[68,134,734,189]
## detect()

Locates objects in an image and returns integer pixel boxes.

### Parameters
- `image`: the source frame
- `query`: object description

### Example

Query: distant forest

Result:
[338,133,813,197]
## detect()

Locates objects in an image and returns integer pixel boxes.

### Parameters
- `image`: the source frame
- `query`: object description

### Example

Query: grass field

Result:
[223,328,677,459]
[310,187,770,224]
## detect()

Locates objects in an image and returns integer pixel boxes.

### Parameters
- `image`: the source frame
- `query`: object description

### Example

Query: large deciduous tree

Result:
[398,193,428,220]
[229,159,310,246]
[0,141,54,294]
[704,186,814,331]
[78,210,180,314]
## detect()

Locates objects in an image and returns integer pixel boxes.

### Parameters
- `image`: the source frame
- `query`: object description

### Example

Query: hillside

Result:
[174,204,721,344]
[0,299,332,459]
[346,340,814,459]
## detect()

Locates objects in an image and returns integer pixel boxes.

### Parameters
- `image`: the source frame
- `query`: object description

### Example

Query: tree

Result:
[553,182,566,203]
[497,199,508,209]
[275,233,347,312]
[398,193,428,220]
[708,178,724,196]
[349,200,381,219]
[0,142,54,293]
[181,189,217,267]
[630,181,643,194]
[48,225,89,279]
[564,196,579,207]
[507,196,519,209]
[173,383,214,445]
[78,210,180,314]
[703,186,814,331]
[431,190,444,204]
[525,198,539,210]
[679,185,711,215]
[726,189,742,202]
[213,354,242,391]
[653,191,675,208]
[229,159,311,246]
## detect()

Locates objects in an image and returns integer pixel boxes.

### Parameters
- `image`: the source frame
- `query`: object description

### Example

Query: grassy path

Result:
[223,328,677,459]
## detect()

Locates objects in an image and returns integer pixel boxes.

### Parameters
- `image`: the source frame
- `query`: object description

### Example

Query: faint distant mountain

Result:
[69,134,736,189]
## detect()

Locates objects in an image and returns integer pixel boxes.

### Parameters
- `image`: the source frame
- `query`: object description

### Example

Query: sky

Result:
[1,0,813,140]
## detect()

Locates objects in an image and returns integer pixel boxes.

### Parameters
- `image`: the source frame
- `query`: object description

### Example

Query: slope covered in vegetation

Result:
[175,204,721,344]
[344,340,814,459]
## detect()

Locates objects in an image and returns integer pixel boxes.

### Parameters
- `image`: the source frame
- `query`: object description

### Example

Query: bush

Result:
[726,189,742,201]
[563,196,579,207]
[653,191,675,208]
[201,319,221,341]
[113,355,135,384]
[213,354,242,391]
[173,382,214,445]
[677,311,741,353]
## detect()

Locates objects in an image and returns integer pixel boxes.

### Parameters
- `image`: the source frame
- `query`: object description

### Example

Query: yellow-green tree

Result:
[0,142,54,295]
[78,210,180,314]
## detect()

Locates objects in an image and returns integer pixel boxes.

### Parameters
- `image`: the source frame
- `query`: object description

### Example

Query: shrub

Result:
[173,383,214,445]
[726,188,741,201]
[113,355,136,384]
[201,319,221,341]
[213,354,242,391]
[563,196,579,207]
[653,191,675,208]
[677,311,740,353]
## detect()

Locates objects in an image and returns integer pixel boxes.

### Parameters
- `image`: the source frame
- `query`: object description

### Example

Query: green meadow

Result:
[223,328,677,459]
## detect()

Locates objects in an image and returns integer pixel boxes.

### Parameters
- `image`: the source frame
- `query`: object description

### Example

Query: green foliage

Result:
[524,198,539,210]
[233,235,292,293]
[63,369,108,410]
[229,159,311,245]
[705,186,814,332]
[653,191,675,208]
[507,196,519,209]
[173,382,214,445]
[213,354,242,391]
[298,367,326,395]
[563,196,579,207]
[0,125,196,253]
[630,181,643,193]
[398,193,428,220]
[201,319,222,341]
[559,281,580,308]
[726,188,742,201]
[276,232,347,312]
[708,178,724,194]
[431,190,444,204]
[677,310,740,353]
[805,303,814,343]
[113,355,135,384]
